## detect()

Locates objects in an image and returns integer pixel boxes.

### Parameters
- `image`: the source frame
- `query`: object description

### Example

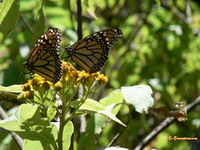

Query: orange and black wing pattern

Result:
[23,28,62,83]
[65,29,123,73]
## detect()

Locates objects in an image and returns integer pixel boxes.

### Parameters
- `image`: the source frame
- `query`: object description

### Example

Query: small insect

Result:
[23,28,62,83]
[64,28,123,73]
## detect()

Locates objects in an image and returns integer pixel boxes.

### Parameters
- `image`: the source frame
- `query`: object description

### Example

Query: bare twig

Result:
[0,106,23,149]
[76,0,83,40]
[65,0,75,31]
[186,0,192,25]
[134,96,200,150]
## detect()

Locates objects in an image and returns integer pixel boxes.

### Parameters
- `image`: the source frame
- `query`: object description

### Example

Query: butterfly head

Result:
[64,46,74,56]
[23,61,32,71]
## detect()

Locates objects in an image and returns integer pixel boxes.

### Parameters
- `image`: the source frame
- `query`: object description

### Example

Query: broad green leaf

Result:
[71,99,125,126]
[0,104,57,149]
[98,110,126,127]
[63,121,74,150]
[100,89,123,115]
[0,0,19,41]
[82,90,125,135]
[0,85,22,93]
[47,105,57,122]
[70,98,105,112]
[80,98,105,111]
[121,85,154,113]
[23,140,45,150]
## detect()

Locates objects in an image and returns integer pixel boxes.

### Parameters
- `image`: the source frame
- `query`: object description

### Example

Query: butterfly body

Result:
[65,28,123,73]
[24,28,62,83]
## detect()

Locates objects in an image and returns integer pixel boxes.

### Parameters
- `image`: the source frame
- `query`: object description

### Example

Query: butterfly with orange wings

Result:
[65,28,123,73]
[23,28,62,83]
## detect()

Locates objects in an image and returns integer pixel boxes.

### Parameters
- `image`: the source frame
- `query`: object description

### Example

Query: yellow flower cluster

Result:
[18,76,53,100]
[18,61,108,100]
[61,61,108,87]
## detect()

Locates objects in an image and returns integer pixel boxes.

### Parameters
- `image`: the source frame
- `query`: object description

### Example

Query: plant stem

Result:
[63,85,90,125]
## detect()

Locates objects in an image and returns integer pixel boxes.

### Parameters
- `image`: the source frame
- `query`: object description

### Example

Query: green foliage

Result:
[0,104,58,149]
[0,0,200,149]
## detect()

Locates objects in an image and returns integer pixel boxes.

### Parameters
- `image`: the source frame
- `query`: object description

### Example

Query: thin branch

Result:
[186,0,192,25]
[0,106,23,149]
[134,96,200,150]
[76,0,83,40]
[65,0,76,31]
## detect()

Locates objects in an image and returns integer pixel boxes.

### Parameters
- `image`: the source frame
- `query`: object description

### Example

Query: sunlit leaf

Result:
[0,85,22,93]
[63,121,74,150]
[0,0,19,41]
[121,85,154,113]
[0,104,57,149]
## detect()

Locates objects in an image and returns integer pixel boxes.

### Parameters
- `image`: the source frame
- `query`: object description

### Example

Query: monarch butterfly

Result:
[23,28,62,83]
[64,28,123,73]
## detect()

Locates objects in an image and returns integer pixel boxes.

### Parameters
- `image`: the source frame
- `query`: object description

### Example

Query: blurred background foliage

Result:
[0,0,200,149]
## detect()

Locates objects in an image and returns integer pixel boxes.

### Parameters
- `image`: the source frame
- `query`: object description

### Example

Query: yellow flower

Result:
[40,81,52,90]
[62,61,80,87]
[22,82,32,91]
[17,90,34,100]
[59,61,108,88]
[77,71,94,87]
[96,74,108,85]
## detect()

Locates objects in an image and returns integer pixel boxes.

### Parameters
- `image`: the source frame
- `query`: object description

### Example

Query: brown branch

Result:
[0,106,23,149]
[134,96,200,150]
[76,0,83,40]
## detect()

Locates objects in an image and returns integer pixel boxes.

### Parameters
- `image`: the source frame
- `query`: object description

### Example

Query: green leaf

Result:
[85,90,125,135]
[71,99,125,126]
[98,110,126,127]
[0,85,22,93]
[63,121,74,150]
[81,99,125,126]
[47,105,57,122]
[31,7,46,44]
[121,85,154,113]
[100,89,124,115]
[0,104,57,149]
[80,99,105,111]
[0,0,19,41]
[70,98,105,112]
[23,140,45,150]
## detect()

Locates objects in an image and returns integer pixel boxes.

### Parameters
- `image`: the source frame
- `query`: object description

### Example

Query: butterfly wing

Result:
[65,28,123,73]
[24,28,62,83]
